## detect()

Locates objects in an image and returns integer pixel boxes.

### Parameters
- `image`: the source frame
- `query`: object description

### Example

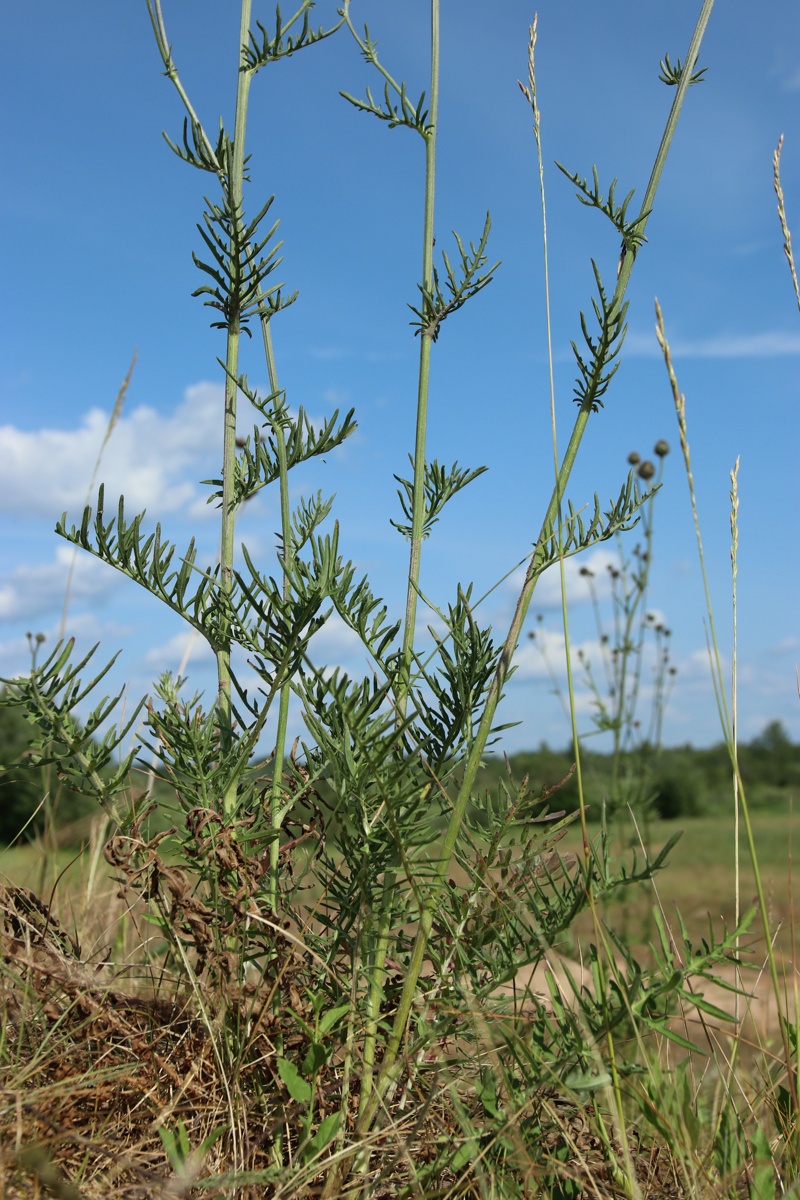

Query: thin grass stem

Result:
[58,353,135,641]
[731,457,741,1023]
[773,135,800,311]
[656,301,797,1107]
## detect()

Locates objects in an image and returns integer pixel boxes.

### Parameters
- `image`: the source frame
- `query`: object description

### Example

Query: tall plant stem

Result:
[356,889,393,1122]
[353,0,716,1143]
[355,0,440,1128]
[147,0,253,816]
[259,309,293,910]
[219,0,254,815]
[398,0,440,714]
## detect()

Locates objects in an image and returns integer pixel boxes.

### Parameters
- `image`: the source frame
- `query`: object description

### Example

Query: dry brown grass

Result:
[1,810,796,1198]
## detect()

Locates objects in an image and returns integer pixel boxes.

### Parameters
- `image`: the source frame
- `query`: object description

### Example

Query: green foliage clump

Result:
[742,719,800,789]
[477,721,798,822]
[650,760,705,819]
[0,698,44,842]
[0,692,95,844]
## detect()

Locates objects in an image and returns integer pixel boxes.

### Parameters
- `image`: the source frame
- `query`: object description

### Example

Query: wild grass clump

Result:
[1,2,798,1197]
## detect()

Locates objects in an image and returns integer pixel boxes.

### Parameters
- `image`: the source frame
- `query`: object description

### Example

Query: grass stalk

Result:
[520,17,594,857]
[539,28,641,1161]
[655,299,797,1107]
[731,457,741,1024]
[34,353,135,884]
[773,134,800,311]
[58,353,135,641]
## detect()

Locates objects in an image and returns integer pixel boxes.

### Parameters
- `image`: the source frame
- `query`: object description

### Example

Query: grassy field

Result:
[3,808,797,959]
[560,810,800,953]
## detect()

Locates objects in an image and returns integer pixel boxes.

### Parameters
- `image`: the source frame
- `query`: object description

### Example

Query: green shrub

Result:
[651,763,705,819]
[0,699,46,842]
[0,693,95,844]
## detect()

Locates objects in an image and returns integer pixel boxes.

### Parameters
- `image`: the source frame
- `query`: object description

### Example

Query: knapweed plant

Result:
[3,1,766,1196]
[528,441,677,823]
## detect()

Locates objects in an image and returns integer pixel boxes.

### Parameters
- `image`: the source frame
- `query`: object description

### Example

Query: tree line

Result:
[1,693,797,844]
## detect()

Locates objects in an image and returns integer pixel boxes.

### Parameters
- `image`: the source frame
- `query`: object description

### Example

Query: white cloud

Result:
[0,381,224,519]
[507,547,620,611]
[512,629,631,686]
[307,613,368,670]
[624,329,800,360]
[512,628,568,682]
[0,545,123,622]
[144,629,214,670]
[683,646,726,678]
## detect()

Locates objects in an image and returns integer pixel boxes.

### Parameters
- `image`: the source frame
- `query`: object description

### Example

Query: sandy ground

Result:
[491,944,800,1056]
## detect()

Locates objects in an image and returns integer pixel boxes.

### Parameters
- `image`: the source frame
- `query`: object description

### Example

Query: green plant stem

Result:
[218,0,254,816]
[398,0,440,713]
[148,1,211,146]
[730,459,740,1015]
[148,0,254,817]
[353,0,716,1143]
[451,0,714,835]
[357,891,393,1123]
[354,0,440,1130]
[258,310,293,910]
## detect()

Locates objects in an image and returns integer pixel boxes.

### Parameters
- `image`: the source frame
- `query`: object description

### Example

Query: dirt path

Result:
[493,946,798,1053]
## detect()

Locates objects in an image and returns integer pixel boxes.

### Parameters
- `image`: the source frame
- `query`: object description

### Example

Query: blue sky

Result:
[1,0,798,756]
